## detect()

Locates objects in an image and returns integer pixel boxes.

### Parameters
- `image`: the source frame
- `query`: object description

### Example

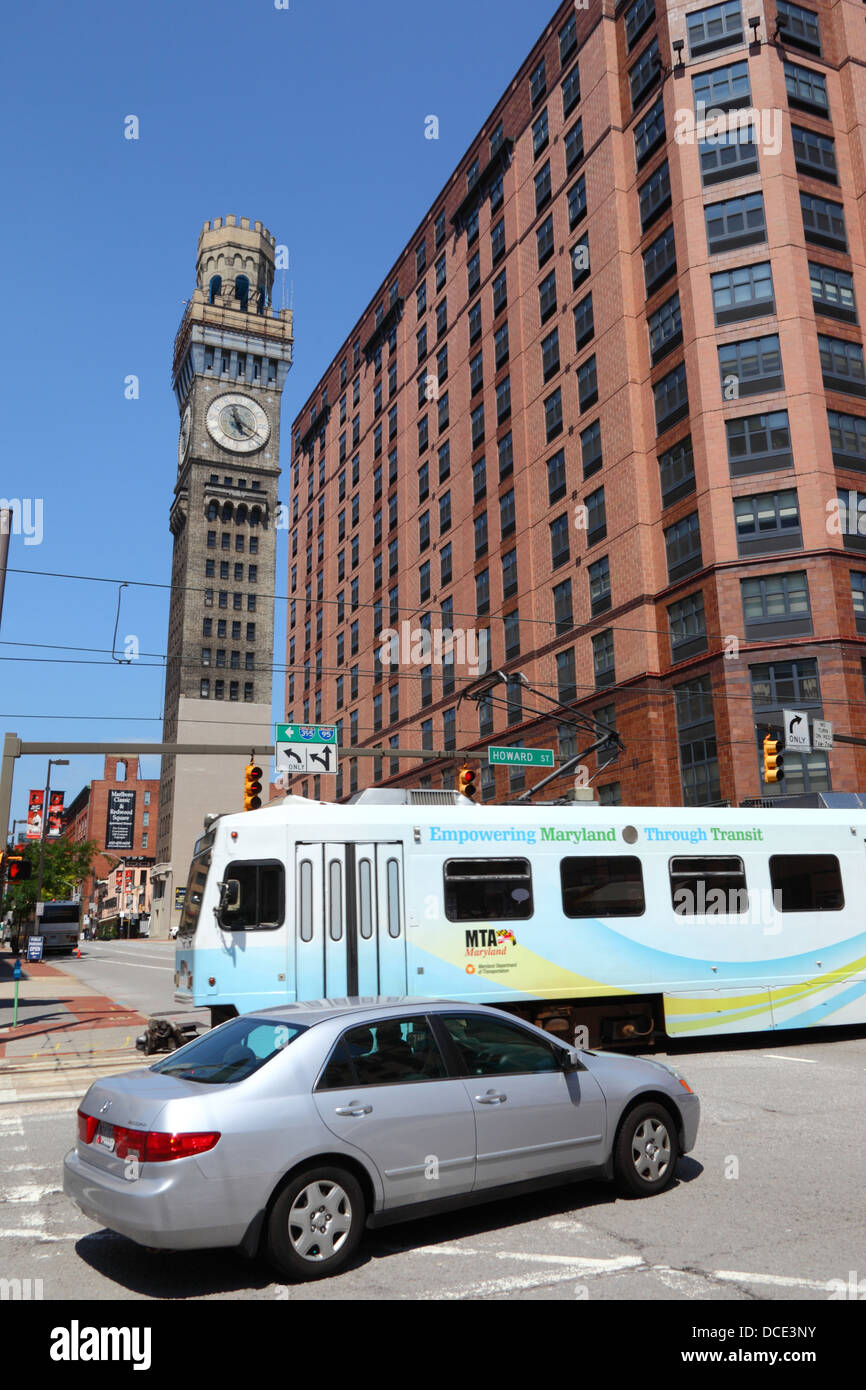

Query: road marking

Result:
[1,1185,63,1203]
[431,1268,601,1298]
[712,1269,833,1291]
[0,1229,90,1243]
[763,1055,817,1064]
[75,955,171,972]
[495,1252,644,1273]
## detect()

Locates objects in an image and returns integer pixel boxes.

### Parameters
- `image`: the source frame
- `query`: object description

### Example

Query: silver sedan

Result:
[64,998,700,1281]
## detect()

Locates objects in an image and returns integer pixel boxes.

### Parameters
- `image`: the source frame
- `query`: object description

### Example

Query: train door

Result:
[295,842,406,1000]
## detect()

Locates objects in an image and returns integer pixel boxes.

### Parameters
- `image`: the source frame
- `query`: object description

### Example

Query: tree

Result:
[3,839,98,928]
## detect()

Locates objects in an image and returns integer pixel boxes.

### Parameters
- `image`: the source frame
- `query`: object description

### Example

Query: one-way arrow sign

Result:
[782,709,811,751]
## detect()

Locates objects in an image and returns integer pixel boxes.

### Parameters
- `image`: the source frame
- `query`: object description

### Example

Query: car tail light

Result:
[77,1110,98,1144]
[140,1131,220,1162]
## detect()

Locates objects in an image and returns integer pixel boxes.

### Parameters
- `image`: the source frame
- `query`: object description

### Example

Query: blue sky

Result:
[1,0,551,830]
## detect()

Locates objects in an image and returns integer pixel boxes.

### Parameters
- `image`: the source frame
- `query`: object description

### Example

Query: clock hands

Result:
[229,406,255,438]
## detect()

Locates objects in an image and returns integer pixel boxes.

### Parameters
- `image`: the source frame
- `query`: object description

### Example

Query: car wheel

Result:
[614,1101,680,1198]
[266,1166,365,1282]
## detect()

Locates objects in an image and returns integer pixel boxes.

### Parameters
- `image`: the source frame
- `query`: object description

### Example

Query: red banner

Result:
[124,869,135,891]
[115,870,123,891]
[47,791,64,838]
[25,790,44,840]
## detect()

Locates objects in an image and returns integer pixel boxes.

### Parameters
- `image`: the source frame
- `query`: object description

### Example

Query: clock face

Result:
[206,393,270,454]
[178,406,191,465]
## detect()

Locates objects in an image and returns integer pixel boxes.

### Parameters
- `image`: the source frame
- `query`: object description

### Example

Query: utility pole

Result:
[0,507,11,635]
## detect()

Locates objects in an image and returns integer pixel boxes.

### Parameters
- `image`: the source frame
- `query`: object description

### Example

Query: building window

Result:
[828,409,866,471]
[436,299,447,339]
[784,59,828,115]
[635,94,665,167]
[537,214,554,268]
[741,571,811,638]
[539,269,557,324]
[581,419,603,477]
[675,675,720,806]
[496,376,511,424]
[550,513,570,569]
[792,125,837,182]
[419,561,431,603]
[548,449,567,505]
[473,457,487,501]
[776,0,821,55]
[668,590,708,659]
[476,567,490,614]
[699,125,758,184]
[498,431,514,479]
[711,261,774,325]
[565,118,584,173]
[494,321,509,368]
[573,294,594,351]
[592,629,615,687]
[665,511,703,580]
[534,160,552,213]
[643,223,676,294]
[851,572,866,632]
[533,108,549,159]
[504,609,520,660]
[705,192,766,254]
[469,301,482,343]
[750,658,828,795]
[530,57,547,106]
[545,387,563,442]
[639,159,671,228]
[467,250,481,297]
[578,355,598,412]
[500,488,516,538]
[491,216,506,265]
[800,191,847,250]
[568,175,587,231]
[471,402,485,448]
[560,11,578,62]
[687,1,743,57]
[648,291,682,362]
[586,485,607,545]
[654,360,688,433]
[693,60,751,119]
[810,262,856,322]
[502,547,518,598]
[734,488,802,555]
[493,270,507,316]
[440,542,452,586]
[626,0,655,49]
[718,334,783,397]
[589,555,611,615]
[726,410,792,476]
[553,578,573,635]
[556,647,576,703]
[629,37,660,111]
[562,62,581,118]
[818,335,866,396]
[572,231,590,290]
[474,512,488,558]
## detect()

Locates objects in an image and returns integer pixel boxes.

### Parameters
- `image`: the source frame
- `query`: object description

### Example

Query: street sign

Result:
[488,746,555,768]
[782,709,810,751]
[26,937,44,962]
[275,723,339,775]
[812,720,834,751]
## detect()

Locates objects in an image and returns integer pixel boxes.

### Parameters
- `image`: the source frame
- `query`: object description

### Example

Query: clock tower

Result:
[151,215,294,939]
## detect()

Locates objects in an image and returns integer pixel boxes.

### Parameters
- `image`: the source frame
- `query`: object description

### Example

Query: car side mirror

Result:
[561,1045,583,1072]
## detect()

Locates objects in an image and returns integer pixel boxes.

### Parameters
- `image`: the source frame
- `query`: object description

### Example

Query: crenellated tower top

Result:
[196,215,278,310]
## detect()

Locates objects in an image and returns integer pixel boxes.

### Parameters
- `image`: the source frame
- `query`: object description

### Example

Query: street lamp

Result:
[34,759,70,926]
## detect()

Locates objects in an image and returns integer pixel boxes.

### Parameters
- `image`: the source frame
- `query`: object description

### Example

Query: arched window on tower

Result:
[221,501,234,522]
[208,275,222,304]
[235,275,250,311]
[250,506,262,527]
[206,500,219,521]
[256,284,266,316]
[236,503,248,524]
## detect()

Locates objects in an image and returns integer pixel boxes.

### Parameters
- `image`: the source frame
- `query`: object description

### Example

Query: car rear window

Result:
[151,1016,305,1085]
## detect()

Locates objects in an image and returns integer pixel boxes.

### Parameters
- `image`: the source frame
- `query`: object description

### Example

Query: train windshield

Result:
[178,847,212,936]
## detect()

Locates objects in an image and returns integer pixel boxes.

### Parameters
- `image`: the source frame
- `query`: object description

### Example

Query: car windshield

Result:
[151,1016,306,1085]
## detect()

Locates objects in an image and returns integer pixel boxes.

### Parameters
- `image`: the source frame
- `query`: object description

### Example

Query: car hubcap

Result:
[631,1117,671,1182]
[288,1180,352,1261]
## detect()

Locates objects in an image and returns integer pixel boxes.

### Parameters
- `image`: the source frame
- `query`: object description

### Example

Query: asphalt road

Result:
[50,940,208,1028]
[1,1028,863,1302]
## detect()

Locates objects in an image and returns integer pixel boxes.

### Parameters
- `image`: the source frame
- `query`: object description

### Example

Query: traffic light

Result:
[762,734,784,784]
[457,763,477,799]
[243,764,263,811]
[4,855,32,882]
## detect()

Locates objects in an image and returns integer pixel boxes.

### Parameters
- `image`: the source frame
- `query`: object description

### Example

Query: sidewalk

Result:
[0,953,149,1101]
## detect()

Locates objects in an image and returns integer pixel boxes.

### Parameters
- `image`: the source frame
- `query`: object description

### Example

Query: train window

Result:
[299,859,313,942]
[358,858,373,939]
[670,856,748,915]
[219,860,284,930]
[560,856,645,917]
[329,860,343,940]
[769,855,844,911]
[443,858,534,921]
[387,858,402,937]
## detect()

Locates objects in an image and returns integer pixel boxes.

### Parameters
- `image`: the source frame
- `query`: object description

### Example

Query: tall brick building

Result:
[286,0,866,807]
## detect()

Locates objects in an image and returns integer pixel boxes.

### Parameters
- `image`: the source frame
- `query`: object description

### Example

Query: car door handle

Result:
[334,1104,373,1116]
[475,1091,507,1104]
